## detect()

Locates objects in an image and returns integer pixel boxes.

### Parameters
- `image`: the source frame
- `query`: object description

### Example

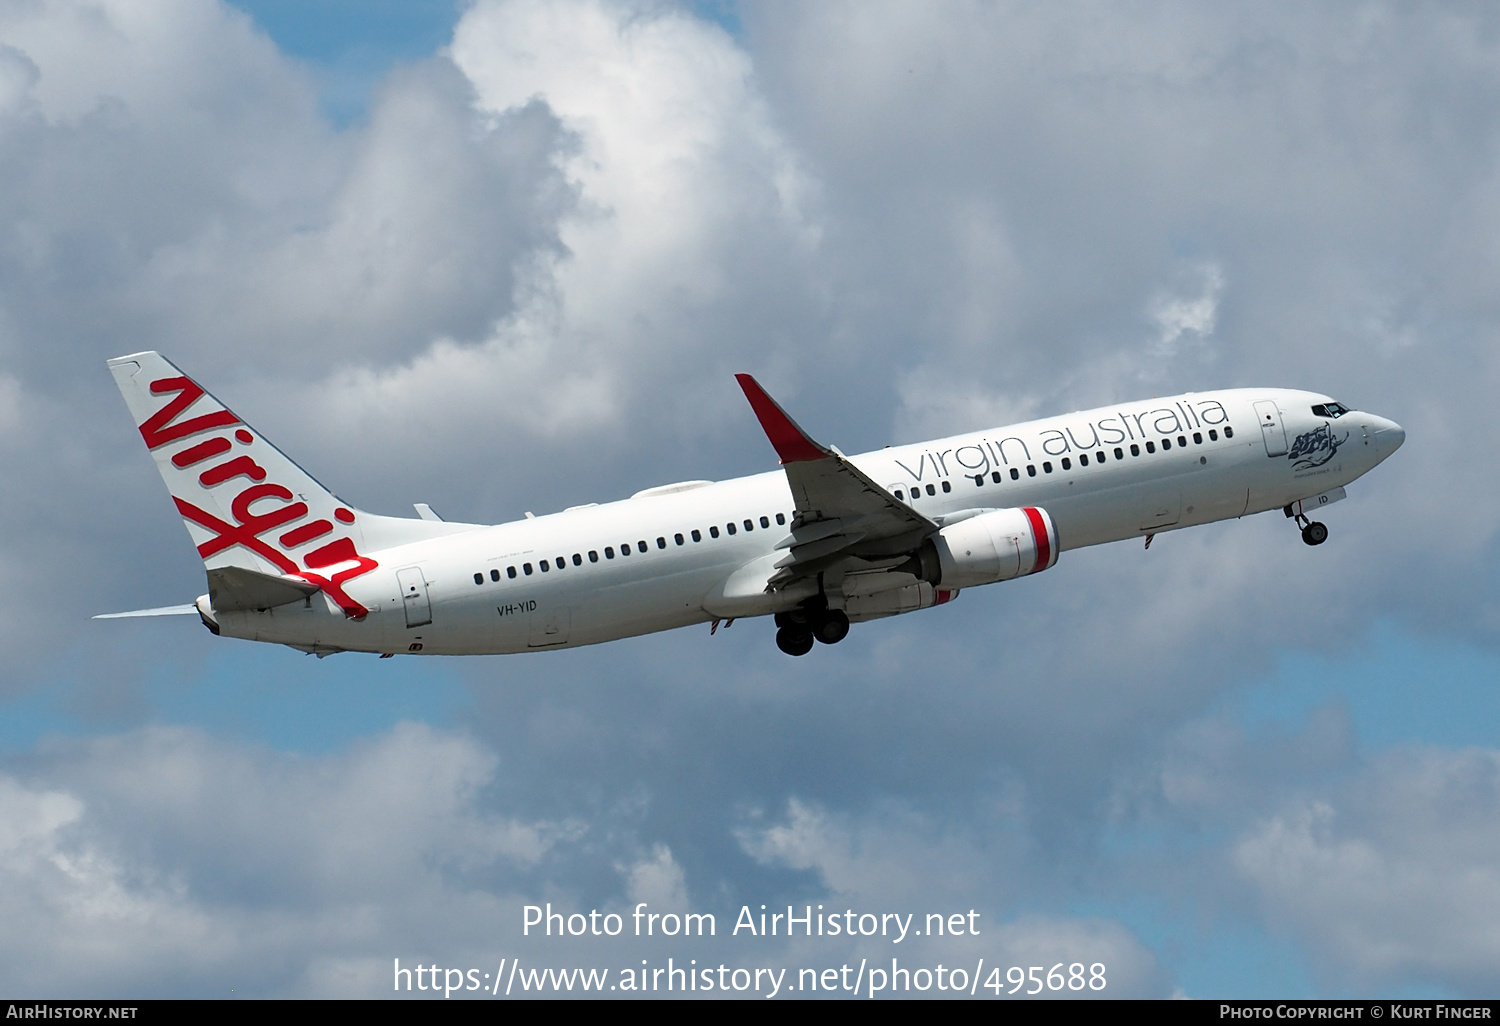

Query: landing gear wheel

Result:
[776,626,814,656]
[812,609,850,645]
[1301,521,1328,546]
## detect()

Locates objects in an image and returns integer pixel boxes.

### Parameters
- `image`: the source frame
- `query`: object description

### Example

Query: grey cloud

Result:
[0,723,570,996]
[2,0,1500,999]
[1233,747,1500,995]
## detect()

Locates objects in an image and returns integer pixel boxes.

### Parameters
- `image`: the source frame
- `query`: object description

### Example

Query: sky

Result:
[2,0,1499,1000]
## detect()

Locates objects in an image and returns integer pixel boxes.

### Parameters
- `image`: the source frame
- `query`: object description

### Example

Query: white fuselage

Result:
[212,388,1403,655]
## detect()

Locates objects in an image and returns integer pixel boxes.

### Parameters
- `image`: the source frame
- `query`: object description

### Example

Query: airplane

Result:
[98,351,1404,657]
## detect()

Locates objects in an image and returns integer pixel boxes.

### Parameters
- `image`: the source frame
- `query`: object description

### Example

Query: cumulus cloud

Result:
[1235,748,1500,995]
[621,843,690,909]
[1149,262,1224,361]
[736,798,1172,997]
[307,0,826,463]
[2,0,1500,999]
[0,722,583,996]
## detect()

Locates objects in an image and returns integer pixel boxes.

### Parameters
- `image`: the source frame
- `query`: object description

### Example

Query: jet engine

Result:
[902,506,1059,589]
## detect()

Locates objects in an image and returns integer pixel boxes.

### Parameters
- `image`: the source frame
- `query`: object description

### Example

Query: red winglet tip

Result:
[735,374,828,464]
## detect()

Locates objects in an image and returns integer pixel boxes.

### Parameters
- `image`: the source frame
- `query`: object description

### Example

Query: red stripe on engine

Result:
[1022,507,1051,574]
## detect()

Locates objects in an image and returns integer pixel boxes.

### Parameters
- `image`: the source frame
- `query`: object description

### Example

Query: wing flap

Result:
[774,531,867,568]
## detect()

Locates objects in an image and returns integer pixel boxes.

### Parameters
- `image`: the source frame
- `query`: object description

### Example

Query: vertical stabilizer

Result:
[107,352,474,618]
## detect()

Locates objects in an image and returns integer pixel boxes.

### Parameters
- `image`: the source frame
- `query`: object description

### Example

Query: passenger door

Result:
[1254,400,1288,457]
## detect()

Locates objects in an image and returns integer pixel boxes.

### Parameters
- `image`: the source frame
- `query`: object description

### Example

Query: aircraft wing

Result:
[736,374,935,588]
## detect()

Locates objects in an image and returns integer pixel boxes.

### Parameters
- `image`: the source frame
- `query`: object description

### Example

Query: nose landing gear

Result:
[1285,504,1328,546]
[773,606,850,656]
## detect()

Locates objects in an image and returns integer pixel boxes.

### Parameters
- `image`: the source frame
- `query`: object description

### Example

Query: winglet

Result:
[735,374,831,464]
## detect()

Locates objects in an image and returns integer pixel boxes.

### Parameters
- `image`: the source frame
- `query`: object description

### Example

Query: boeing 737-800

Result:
[99,352,1404,657]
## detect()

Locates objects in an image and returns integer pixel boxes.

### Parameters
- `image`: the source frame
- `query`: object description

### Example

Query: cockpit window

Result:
[1311,402,1350,418]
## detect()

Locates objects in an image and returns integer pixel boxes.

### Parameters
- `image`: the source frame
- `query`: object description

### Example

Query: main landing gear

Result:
[1285,504,1328,546]
[774,606,850,656]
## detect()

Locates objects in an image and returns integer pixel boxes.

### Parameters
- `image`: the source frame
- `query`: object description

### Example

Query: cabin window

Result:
[744,520,753,532]
[1096,451,1106,463]
[1062,457,1073,470]
[991,471,1003,484]
[1010,468,1020,480]
[588,550,598,563]
[1043,462,1053,473]
[523,563,533,575]
[507,566,517,579]
[1178,435,1187,447]
[572,554,582,566]
[605,547,614,559]
[657,537,667,549]
[619,543,630,556]
[1193,432,1202,444]
[760,516,770,528]
[941,480,952,493]
[556,555,565,568]
[776,513,786,525]
[1208,429,1218,441]
[974,475,984,487]
[692,530,702,542]
[1145,441,1156,453]
[710,526,720,538]
[1161,438,1172,450]
[1224,426,1235,438]
[926,484,936,496]
[474,573,483,585]
[727,523,737,536]
[1027,465,1036,477]
[638,540,648,553]
[1130,444,1140,456]
[895,489,905,500]
[1078,454,1088,467]
[675,533,684,545]
[491,569,501,582]
[540,560,549,572]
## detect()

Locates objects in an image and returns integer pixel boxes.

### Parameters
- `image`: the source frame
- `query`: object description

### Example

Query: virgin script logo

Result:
[142,375,378,618]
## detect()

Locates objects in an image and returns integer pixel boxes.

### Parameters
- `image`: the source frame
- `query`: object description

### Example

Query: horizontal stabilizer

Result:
[208,565,320,613]
[92,604,198,619]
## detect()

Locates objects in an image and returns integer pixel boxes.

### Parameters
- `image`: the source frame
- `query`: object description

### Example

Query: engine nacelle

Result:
[908,507,1059,589]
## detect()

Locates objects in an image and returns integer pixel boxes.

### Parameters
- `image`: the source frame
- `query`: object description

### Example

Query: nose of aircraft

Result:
[1366,414,1405,461]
